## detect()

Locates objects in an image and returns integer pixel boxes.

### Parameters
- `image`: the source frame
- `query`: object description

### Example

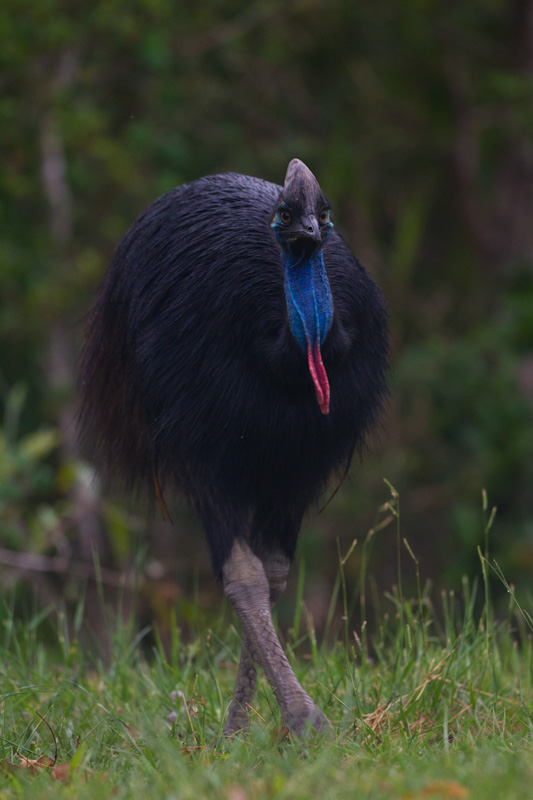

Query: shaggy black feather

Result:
[79,172,388,577]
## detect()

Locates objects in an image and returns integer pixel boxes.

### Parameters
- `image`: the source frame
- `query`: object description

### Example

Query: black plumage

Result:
[79,160,388,737]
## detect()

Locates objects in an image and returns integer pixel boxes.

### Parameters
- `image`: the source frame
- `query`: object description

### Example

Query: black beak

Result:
[293,214,321,243]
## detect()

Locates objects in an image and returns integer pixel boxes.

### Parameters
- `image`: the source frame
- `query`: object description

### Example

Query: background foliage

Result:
[1,0,532,635]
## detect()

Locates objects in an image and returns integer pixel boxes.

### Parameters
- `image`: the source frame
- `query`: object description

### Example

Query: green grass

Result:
[1,494,532,798]
[1,586,532,798]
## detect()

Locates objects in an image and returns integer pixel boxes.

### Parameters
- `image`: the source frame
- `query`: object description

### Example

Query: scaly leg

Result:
[223,638,256,736]
[223,550,290,736]
[223,539,330,738]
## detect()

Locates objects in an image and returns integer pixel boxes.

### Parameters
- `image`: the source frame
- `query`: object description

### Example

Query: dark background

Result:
[1,0,532,643]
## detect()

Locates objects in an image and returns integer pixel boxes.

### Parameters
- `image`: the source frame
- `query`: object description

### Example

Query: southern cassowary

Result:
[79,159,388,738]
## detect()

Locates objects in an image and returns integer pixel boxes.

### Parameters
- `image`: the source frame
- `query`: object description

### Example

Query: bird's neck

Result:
[282,248,333,354]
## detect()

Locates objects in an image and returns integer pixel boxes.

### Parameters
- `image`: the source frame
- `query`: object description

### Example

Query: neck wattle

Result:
[282,249,333,415]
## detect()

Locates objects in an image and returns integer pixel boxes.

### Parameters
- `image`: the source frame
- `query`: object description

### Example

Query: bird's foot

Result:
[223,702,251,738]
[284,701,332,740]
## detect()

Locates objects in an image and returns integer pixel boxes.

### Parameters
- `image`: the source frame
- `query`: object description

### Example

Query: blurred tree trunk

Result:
[39,50,111,573]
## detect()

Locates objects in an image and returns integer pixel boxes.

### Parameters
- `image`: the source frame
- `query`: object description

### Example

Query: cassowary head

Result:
[271,159,335,415]
[271,158,333,255]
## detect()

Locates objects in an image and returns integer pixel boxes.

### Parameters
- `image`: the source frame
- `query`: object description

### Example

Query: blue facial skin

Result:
[272,213,334,355]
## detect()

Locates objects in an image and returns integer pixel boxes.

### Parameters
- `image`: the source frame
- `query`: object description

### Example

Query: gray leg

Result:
[223,550,290,737]
[263,550,290,606]
[223,637,257,736]
[223,539,331,738]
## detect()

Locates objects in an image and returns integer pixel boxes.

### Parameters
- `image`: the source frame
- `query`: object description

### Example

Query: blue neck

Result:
[282,249,333,353]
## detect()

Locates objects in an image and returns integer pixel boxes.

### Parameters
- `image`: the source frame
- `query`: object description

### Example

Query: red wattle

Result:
[307,342,330,415]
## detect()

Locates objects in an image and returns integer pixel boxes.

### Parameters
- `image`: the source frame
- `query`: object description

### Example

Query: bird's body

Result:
[79,161,388,737]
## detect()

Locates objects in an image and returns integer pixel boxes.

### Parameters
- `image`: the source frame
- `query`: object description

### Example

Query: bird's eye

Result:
[319,209,330,224]
[279,210,292,225]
